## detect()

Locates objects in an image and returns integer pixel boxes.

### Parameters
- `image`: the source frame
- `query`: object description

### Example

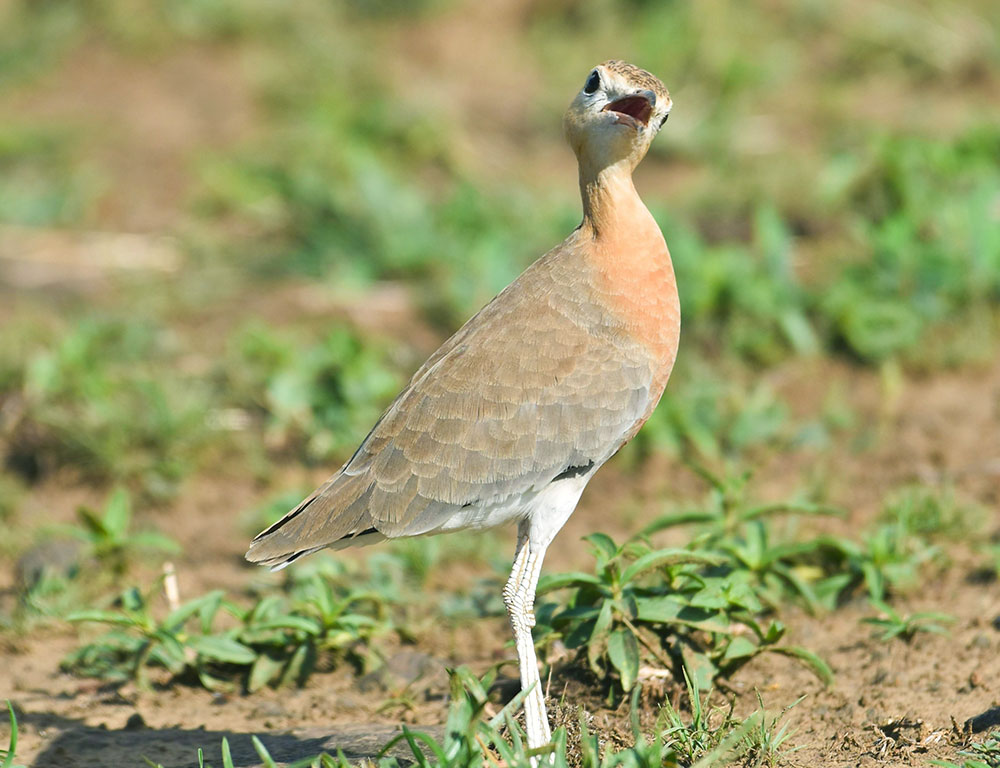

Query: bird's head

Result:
[563,60,671,177]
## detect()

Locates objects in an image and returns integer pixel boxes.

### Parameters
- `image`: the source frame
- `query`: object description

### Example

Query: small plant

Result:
[3,318,211,498]
[658,673,745,764]
[812,488,948,605]
[64,487,180,575]
[930,730,1000,768]
[658,674,800,768]
[64,574,389,691]
[861,598,953,642]
[534,526,832,696]
[227,324,399,462]
[738,692,804,767]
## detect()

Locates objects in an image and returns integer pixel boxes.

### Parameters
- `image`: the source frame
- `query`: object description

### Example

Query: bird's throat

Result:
[579,163,657,244]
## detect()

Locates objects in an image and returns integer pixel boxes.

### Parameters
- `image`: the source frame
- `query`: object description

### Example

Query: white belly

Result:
[432,471,593,540]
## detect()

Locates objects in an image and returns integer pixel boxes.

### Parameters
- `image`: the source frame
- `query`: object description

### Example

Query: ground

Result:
[3,354,999,767]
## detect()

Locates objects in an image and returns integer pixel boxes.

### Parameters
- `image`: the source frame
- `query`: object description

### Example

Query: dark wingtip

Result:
[251,494,317,544]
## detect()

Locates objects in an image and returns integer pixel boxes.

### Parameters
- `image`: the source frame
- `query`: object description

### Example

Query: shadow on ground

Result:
[27,710,435,768]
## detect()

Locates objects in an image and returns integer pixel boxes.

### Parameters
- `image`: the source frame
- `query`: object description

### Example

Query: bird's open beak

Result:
[603,90,655,128]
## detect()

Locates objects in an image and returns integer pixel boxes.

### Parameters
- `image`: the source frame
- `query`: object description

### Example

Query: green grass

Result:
[222,324,401,462]
[137,667,802,768]
[0,702,25,768]
[1,317,212,499]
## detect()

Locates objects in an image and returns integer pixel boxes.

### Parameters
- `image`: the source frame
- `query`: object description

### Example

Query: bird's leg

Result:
[503,521,552,752]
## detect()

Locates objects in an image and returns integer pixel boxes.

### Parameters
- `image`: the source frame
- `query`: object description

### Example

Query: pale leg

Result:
[503,521,552,750]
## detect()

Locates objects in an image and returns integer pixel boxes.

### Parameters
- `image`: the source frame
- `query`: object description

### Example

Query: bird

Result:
[246,60,678,750]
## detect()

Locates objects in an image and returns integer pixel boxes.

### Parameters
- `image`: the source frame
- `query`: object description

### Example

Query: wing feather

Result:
[246,239,655,564]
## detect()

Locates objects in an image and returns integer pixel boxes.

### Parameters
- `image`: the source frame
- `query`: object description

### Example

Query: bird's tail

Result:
[244,474,384,569]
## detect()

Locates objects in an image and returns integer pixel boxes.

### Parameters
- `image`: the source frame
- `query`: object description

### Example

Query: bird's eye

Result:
[583,70,600,94]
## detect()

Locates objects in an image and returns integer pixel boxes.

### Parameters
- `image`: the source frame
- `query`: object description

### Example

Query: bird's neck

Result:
[576,158,680,401]
[578,161,654,242]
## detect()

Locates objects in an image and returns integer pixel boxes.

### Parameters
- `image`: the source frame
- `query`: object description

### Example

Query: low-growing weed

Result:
[534,522,832,696]
[821,127,1000,366]
[738,692,804,768]
[225,324,399,463]
[658,674,801,768]
[636,362,791,463]
[812,488,950,604]
[10,489,178,629]
[658,673,742,764]
[13,566,86,629]
[643,466,843,613]
[931,730,1000,768]
[62,487,179,575]
[64,574,388,691]
[3,317,210,499]
[861,598,954,643]
[534,467,972,694]
[142,734,338,768]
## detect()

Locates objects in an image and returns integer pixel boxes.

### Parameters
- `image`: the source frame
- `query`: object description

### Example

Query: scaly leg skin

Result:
[503,523,552,752]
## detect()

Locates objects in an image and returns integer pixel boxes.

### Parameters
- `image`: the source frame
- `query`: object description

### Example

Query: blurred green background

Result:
[0,0,997,504]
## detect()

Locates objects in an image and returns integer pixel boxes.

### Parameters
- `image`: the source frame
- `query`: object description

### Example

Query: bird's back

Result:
[247,216,679,568]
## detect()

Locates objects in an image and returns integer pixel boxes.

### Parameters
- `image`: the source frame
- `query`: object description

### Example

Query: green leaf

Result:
[76,507,106,536]
[607,628,640,692]
[127,532,182,554]
[586,600,613,674]
[281,643,315,687]
[638,511,718,538]
[770,645,834,686]
[187,635,258,665]
[536,571,604,593]
[248,653,285,693]
[739,501,843,523]
[222,737,237,768]
[680,644,716,692]
[164,590,225,630]
[196,668,236,693]
[722,635,758,661]
[102,487,132,537]
[251,736,280,768]
[2,701,20,768]
[620,549,725,585]
[66,610,137,626]
[563,618,597,650]
[249,616,322,636]
[635,597,732,633]
[584,533,619,564]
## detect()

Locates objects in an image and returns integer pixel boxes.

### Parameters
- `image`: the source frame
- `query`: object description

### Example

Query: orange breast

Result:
[589,210,681,409]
